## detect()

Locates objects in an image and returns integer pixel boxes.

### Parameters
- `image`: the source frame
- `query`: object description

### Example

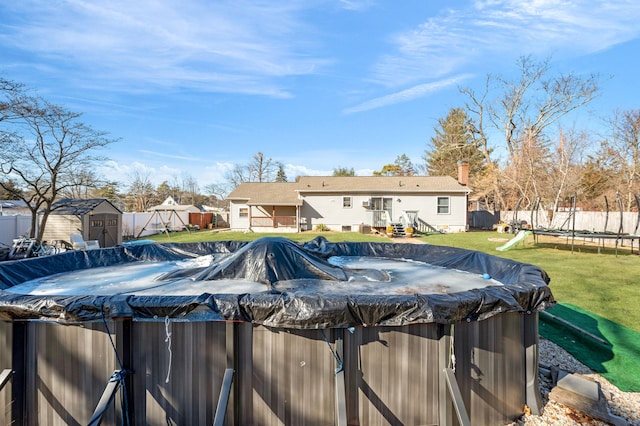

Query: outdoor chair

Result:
[70,233,100,250]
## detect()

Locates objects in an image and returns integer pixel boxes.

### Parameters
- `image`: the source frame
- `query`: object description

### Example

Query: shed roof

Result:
[227,182,303,206]
[49,198,122,215]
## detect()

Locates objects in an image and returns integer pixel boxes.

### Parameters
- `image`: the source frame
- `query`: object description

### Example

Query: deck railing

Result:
[250,215,297,228]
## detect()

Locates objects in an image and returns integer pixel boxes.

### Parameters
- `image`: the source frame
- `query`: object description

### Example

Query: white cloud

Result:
[1,0,330,97]
[344,74,472,114]
[337,0,373,11]
[371,0,640,88]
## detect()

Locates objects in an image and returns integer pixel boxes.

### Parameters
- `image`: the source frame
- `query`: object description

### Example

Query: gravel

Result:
[509,338,640,426]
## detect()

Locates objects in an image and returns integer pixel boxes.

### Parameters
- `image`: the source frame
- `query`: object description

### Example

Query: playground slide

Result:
[496,230,532,251]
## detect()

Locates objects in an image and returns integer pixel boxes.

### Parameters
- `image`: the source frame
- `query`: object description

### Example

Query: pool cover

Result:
[0,237,554,328]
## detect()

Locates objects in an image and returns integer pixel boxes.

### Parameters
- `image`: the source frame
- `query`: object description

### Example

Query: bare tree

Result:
[461,56,600,210]
[178,172,201,205]
[607,109,640,210]
[0,82,116,241]
[61,167,105,199]
[125,171,155,212]
[461,76,504,210]
[203,182,229,209]
[224,151,278,190]
[224,163,250,188]
[247,152,277,182]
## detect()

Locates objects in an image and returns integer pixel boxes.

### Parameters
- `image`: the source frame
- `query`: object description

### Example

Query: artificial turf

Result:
[539,302,640,392]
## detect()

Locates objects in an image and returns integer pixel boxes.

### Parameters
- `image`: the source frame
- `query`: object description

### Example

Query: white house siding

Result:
[409,192,468,232]
[229,202,251,230]
[299,194,370,231]
[300,193,468,232]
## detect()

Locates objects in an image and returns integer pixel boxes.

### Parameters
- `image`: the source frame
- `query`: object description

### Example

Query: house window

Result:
[239,208,248,218]
[437,197,450,214]
[343,197,352,208]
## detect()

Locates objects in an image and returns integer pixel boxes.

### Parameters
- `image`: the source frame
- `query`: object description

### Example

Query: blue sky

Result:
[1,0,640,190]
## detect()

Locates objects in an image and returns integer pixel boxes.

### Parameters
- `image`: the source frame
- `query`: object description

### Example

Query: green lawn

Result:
[417,231,640,333]
[141,229,640,333]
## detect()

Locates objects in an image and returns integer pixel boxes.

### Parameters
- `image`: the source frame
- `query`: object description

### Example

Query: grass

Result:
[418,231,640,333]
[141,229,640,333]
[143,229,393,244]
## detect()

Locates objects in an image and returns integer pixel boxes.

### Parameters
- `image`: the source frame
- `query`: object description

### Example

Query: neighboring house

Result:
[227,164,472,234]
[41,198,123,247]
[147,196,202,213]
[0,200,31,216]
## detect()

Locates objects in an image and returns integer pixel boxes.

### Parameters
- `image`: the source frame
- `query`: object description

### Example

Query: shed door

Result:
[88,214,119,247]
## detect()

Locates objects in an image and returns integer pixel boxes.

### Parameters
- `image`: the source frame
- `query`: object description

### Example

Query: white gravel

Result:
[509,338,640,426]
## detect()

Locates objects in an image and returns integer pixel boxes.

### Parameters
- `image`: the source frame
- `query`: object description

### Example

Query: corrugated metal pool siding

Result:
[0,321,12,424]
[131,321,227,425]
[240,326,337,425]
[344,324,443,426]
[2,313,539,425]
[454,312,529,425]
[25,322,118,426]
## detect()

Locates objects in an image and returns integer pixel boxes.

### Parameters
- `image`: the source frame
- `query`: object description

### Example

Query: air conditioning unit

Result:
[362,200,370,208]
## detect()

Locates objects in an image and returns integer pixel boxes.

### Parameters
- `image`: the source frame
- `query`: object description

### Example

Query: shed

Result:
[41,198,123,248]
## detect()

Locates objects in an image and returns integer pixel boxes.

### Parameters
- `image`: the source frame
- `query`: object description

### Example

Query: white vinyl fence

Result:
[3,210,638,248]
[0,216,33,247]
[122,211,191,238]
[1,212,192,247]
[501,210,640,234]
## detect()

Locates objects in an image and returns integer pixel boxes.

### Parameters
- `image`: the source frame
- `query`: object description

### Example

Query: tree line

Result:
[2,55,640,241]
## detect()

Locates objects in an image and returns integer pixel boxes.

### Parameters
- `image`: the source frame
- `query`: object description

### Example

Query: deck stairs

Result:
[389,222,406,237]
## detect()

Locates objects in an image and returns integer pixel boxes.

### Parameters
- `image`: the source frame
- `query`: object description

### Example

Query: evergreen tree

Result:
[275,163,288,182]
[424,108,486,183]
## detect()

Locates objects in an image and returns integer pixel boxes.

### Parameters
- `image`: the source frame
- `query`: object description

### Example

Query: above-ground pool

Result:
[0,237,554,425]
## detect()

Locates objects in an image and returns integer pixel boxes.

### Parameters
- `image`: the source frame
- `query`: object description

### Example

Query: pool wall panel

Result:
[241,326,337,425]
[0,321,12,424]
[345,324,443,425]
[455,312,531,425]
[131,321,227,425]
[25,322,117,426]
[0,314,541,425]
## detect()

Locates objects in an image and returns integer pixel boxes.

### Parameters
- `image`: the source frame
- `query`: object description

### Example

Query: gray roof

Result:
[49,198,122,215]
[227,176,470,206]
[0,200,30,209]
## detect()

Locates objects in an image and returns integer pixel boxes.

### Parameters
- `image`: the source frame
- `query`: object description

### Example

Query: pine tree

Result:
[275,163,288,182]
[424,108,486,182]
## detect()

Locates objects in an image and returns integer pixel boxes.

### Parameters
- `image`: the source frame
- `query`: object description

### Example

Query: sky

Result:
[1,0,640,192]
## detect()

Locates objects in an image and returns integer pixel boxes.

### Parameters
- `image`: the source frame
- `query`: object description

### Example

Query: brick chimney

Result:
[457,161,469,186]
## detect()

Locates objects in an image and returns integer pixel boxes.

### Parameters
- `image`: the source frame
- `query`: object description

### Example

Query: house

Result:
[0,200,31,216]
[147,196,202,213]
[41,198,123,247]
[227,163,472,234]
